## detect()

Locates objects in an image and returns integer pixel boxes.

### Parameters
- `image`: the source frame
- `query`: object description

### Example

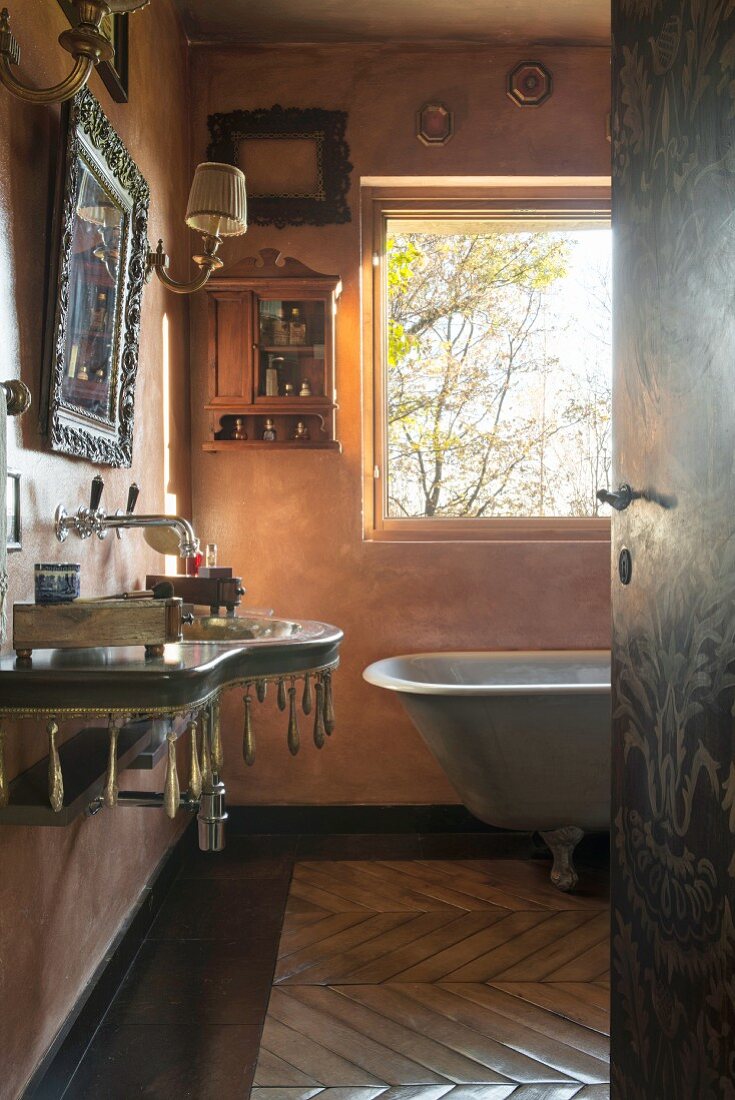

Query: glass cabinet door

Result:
[256,297,326,400]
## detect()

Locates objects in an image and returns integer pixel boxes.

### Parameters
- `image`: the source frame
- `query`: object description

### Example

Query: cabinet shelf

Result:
[206,400,336,414]
[203,439,341,452]
[257,344,323,354]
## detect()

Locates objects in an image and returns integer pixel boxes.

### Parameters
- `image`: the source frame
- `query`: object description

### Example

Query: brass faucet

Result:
[55,475,200,559]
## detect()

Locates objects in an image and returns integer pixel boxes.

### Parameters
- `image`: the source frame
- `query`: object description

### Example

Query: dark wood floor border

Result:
[23,818,196,1100]
[227,804,510,835]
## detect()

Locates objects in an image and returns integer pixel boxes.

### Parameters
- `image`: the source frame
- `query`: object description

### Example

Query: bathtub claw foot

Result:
[540,826,584,892]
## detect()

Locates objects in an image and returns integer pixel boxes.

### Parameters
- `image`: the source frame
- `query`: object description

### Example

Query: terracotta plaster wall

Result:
[188,44,613,807]
[0,3,192,1095]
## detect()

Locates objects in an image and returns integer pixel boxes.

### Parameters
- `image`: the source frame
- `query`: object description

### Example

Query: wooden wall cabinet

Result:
[202,249,341,451]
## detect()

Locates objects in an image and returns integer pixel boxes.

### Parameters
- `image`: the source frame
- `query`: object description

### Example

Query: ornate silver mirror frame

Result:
[41,87,149,467]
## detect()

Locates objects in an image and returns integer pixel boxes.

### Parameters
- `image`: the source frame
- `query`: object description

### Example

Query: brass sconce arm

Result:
[146,237,225,296]
[0,1,149,106]
[146,163,247,296]
[0,4,114,105]
[0,50,95,106]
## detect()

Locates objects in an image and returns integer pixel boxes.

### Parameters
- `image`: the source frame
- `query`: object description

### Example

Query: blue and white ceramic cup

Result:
[34,563,81,604]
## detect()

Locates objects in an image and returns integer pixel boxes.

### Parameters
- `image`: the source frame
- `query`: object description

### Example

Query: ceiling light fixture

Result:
[0,0,149,105]
[146,162,248,295]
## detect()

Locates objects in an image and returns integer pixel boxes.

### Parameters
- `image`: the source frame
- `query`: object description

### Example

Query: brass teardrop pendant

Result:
[47,719,64,813]
[256,678,267,703]
[288,684,300,756]
[0,724,7,809]
[243,693,256,766]
[302,673,313,715]
[164,729,180,819]
[210,697,224,771]
[313,681,326,749]
[277,678,287,711]
[189,720,202,799]
[200,711,213,794]
[103,718,120,807]
[323,671,335,735]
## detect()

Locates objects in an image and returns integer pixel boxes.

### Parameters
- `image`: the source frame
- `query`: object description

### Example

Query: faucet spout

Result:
[99,513,199,558]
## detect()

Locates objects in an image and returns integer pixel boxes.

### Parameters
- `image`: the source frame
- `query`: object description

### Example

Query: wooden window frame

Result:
[361,183,612,543]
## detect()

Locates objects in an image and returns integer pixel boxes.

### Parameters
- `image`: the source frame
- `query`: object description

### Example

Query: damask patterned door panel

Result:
[611,1,735,1096]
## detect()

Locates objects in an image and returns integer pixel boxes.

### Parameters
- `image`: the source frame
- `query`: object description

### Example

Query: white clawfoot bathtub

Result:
[363,650,611,891]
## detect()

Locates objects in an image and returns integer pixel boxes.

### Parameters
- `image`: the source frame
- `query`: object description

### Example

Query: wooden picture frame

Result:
[6,470,21,552]
[207,105,352,228]
[57,1,129,102]
[40,88,150,468]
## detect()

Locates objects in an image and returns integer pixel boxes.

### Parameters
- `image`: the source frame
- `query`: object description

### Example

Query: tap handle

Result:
[90,475,104,512]
[126,483,139,515]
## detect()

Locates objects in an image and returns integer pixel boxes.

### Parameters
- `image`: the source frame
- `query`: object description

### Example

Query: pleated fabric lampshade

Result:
[185,162,248,238]
[107,1,151,12]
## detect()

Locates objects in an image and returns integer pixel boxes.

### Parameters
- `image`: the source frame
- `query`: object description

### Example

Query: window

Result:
[363,188,612,540]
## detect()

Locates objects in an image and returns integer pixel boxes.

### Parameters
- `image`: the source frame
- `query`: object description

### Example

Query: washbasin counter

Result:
[0,613,342,845]
[0,616,342,715]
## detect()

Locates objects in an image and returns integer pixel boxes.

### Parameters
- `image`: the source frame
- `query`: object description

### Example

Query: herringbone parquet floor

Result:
[252,859,610,1100]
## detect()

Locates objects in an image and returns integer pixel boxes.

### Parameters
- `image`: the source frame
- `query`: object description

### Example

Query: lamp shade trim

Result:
[185,162,247,238]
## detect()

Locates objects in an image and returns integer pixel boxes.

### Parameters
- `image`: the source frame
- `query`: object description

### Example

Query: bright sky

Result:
[546,229,612,382]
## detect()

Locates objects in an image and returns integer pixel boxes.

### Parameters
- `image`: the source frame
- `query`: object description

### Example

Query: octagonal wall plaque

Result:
[507,62,553,107]
[416,102,454,146]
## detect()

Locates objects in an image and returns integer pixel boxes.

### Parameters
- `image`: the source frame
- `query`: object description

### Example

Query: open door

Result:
[611,2,735,1095]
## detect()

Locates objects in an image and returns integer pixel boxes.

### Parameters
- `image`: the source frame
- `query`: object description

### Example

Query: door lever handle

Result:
[596,483,640,511]
[597,483,678,512]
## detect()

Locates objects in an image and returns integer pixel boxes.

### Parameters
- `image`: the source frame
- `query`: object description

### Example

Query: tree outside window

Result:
[384,226,612,520]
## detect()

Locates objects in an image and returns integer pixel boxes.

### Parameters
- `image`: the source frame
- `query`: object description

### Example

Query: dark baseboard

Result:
[24,819,195,1100]
[227,803,507,835]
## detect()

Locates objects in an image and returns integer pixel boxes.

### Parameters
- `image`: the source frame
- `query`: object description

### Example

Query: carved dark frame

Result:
[207,105,352,228]
[41,88,149,467]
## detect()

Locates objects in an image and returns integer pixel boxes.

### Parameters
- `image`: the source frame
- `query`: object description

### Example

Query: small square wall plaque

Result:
[416,102,454,146]
[507,62,553,108]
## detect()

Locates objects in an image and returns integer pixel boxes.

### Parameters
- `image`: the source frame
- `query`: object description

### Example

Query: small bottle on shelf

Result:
[292,420,310,441]
[289,307,307,345]
[299,378,312,397]
[259,300,279,344]
[271,311,289,345]
[231,417,247,440]
[265,356,284,397]
[262,418,277,441]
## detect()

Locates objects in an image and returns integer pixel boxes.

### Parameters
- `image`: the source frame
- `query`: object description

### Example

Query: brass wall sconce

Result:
[146,162,248,296]
[0,1,148,105]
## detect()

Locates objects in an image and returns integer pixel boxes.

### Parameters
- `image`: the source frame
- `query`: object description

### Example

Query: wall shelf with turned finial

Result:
[202,248,342,452]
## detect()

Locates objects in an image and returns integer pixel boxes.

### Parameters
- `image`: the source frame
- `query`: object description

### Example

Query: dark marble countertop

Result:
[0,620,343,715]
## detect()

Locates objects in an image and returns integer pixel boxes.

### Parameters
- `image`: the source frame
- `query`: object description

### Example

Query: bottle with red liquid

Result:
[185,551,203,577]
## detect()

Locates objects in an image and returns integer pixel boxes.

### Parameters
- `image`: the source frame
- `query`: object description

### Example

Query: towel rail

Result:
[2,380,31,417]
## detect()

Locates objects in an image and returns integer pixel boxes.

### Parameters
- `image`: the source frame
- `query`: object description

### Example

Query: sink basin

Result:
[181,615,301,643]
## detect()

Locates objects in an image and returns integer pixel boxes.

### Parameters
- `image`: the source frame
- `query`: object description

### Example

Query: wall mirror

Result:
[41,88,150,467]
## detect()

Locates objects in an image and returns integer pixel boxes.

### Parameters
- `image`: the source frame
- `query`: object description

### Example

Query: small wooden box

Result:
[13,598,184,659]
